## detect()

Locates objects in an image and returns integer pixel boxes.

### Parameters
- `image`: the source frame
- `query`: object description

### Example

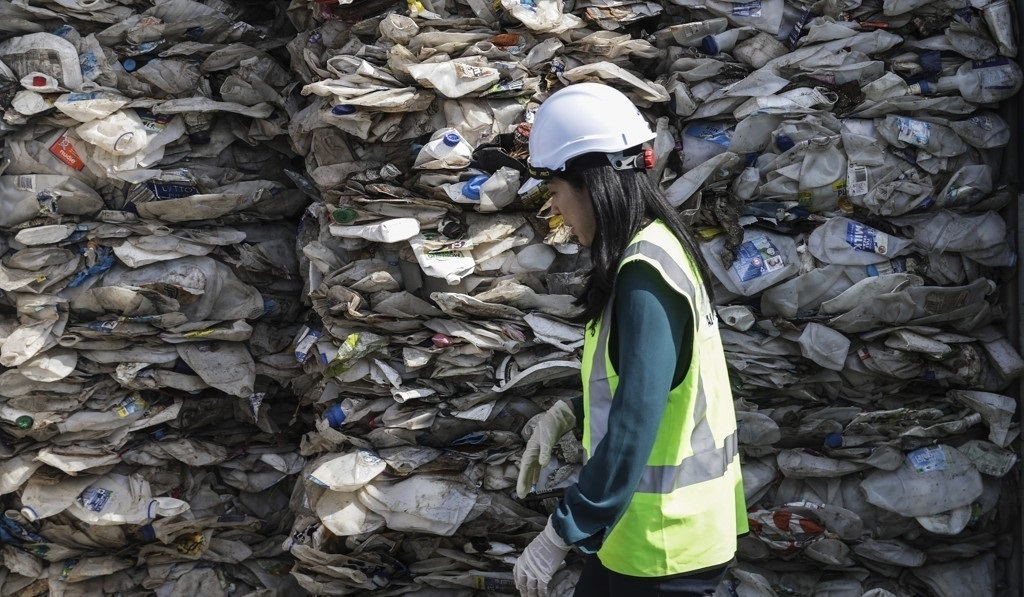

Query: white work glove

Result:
[516,400,577,499]
[514,517,571,597]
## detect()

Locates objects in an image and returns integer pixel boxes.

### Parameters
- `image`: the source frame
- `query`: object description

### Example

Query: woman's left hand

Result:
[513,516,571,596]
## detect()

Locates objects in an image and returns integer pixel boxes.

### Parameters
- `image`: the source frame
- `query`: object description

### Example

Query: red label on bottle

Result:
[48,132,85,171]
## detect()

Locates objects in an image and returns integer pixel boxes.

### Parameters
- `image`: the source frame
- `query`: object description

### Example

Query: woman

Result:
[513,83,747,597]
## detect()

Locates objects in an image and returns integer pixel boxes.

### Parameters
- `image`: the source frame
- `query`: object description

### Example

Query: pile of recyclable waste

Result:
[0,0,1021,594]
[0,2,312,595]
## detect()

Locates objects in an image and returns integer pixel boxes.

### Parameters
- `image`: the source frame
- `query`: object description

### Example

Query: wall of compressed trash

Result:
[0,0,1020,595]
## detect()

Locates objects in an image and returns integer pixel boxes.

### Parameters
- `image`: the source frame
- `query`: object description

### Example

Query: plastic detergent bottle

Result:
[414,128,474,169]
[408,233,476,285]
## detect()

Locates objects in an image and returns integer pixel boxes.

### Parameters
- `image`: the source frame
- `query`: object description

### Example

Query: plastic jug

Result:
[908,58,1023,104]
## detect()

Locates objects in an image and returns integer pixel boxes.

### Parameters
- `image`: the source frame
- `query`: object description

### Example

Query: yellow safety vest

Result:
[581,220,747,577]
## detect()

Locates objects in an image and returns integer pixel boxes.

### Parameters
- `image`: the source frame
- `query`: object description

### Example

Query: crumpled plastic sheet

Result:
[0,0,1021,595]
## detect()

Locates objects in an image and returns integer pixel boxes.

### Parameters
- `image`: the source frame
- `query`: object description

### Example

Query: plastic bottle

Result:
[445,174,488,204]
[413,128,474,169]
[700,229,799,296]
[329,217,421,243]
[806,217,913,265]
[935,165,992,209]
[860,445,983,517]
[704,0,784,35]
[680,121,733,172]
[981,0,1018,57]
[907,58,1023,104]
[701,28,750,54]
[732,32,789,68]
[655,18,729,46]
[324,104,373,139]
[949,112,1011,149]
[407,233,476,285]
[875,114,968,158]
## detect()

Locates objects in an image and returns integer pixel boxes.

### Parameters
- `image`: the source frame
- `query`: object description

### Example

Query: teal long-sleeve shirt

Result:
[552,260,694,553]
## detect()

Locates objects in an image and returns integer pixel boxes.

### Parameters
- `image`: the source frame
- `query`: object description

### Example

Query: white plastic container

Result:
[860,445,983,517]
[704,0,784,35]
[413,128,475,170]
[875,114,968,158]
[701,27,754,53]
[806,217,913,265]
[982,0,1018,57]
[680,120,733,172]
[908,58,1023,104]
[408,233,476,285]
[329,217,421,243]
[700,228,799,296]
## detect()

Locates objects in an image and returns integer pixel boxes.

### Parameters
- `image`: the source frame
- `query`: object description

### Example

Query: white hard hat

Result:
[519,83,656,194]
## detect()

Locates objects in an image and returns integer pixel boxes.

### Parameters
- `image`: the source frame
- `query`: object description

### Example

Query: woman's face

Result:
[547,178,596,246]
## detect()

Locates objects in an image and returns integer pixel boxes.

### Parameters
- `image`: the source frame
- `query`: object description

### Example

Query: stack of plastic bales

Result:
[1,0,1021,594]
[285,0,1023,594]
[0,3,312,595]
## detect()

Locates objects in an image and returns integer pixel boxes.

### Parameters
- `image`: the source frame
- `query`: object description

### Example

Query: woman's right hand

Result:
[516,400,577,499]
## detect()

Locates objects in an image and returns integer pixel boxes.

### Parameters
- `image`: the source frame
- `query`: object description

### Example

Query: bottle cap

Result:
[775,135,795,152]
[440,219,465,238]
[431,333,453,348]
[332,208,358,224]
[823,432,843,449]
[701,35,719,55]
[331,104,356,115]
[122,58,138,72]
[462,175,488,200]
[15,415,33,429]
[325,404,347,429]
[442,132,461,147]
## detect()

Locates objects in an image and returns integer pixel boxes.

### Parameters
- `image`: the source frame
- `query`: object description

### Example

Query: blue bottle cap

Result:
[122,58,138,72]
[442,132,461,147]
[462,175,488,200]
[331,104,355,115]
[823,432,843,449]
[326,403,346,429]
[776,134,795,152]
[701,35,719,55]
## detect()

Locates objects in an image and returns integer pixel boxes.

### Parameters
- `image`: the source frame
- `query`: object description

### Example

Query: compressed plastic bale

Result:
[5,0,1022,593]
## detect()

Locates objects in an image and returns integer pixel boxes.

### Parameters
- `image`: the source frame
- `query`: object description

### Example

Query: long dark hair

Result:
[554,151,716,324]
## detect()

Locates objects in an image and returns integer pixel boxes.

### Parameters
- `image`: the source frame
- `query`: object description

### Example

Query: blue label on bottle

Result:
[908,445,947,473]
[144,181,199,199]
[787,9,813,49]
[731,236,785,282]
[731,0,762,16]
[684,121,733,147]
[79,52,98,79]
[973,57,1009,69]
[845,222,890,255]
[78,487,113,512]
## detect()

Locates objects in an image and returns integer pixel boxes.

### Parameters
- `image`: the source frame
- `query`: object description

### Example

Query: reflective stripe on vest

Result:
[584,238,736,493]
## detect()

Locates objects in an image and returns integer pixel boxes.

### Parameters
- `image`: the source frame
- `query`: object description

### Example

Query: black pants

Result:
[572,556,729,597]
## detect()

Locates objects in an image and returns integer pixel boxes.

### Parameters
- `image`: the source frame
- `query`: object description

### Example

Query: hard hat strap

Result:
[607,147,653,172]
